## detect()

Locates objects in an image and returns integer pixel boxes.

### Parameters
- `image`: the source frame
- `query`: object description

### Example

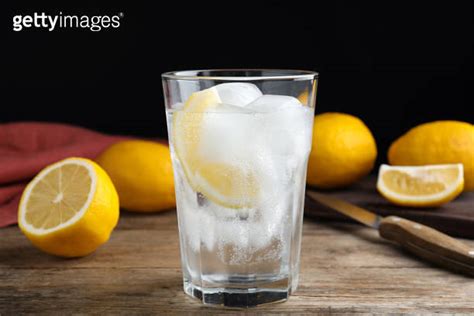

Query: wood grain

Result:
[1,211,474,314]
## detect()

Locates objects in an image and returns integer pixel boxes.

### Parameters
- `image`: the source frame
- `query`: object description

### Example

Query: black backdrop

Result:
[3,1,473,164]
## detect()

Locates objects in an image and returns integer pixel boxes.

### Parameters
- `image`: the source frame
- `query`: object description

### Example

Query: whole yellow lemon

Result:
[388,121,474,191]
[307,113,377,188]
[96,140,176,212]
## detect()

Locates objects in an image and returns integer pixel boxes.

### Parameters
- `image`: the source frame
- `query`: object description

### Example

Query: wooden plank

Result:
[1,211,473,314]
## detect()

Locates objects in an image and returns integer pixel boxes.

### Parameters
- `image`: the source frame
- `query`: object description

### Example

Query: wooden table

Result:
[1,210,473,314]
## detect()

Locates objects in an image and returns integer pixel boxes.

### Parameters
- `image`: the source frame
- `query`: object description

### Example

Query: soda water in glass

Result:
[162,70,318,307]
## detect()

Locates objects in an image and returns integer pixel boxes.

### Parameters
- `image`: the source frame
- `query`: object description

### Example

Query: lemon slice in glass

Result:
[172,87,259,208]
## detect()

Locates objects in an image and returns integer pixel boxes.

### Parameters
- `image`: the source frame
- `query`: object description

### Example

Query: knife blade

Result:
[307,191,383,228]
[307,190,474,277]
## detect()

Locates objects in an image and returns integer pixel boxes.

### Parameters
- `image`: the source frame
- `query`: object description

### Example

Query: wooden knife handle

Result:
[379,216,474,277]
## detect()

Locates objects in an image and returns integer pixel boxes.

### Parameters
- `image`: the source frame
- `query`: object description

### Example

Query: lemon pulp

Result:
[23,163,93,230]
[376,164,464,207]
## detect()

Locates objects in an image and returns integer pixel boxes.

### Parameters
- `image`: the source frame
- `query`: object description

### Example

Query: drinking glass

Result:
[162,69,318,308]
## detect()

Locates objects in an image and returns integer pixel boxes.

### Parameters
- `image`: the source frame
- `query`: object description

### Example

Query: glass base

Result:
[184,278,290,308]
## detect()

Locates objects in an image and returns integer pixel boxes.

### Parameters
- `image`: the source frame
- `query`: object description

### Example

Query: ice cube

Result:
[247,94,314,158]
[245,94,303,112]
[194,94,312,224]
[214,83,262,106]
[199,103,256,162]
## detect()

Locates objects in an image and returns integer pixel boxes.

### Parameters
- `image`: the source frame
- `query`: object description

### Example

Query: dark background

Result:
[3,1,473,163]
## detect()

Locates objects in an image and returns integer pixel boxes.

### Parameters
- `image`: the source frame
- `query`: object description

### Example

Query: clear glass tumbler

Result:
[162,69,318,308]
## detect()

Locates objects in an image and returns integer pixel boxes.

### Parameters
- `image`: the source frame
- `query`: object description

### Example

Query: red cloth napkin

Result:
[0,122,126,228]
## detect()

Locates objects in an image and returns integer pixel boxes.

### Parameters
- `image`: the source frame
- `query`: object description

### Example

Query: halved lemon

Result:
[376,164,464,207]
[18,157,119,257]
[172,87,259,208]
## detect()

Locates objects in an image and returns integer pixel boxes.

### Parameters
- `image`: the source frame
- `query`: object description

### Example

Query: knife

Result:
[307,191,474,277]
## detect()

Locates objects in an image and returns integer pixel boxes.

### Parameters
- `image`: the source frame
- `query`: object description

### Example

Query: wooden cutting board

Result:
[305,175,474,239]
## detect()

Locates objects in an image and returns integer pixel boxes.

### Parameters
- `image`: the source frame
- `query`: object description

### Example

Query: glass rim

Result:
[162,69,318,81]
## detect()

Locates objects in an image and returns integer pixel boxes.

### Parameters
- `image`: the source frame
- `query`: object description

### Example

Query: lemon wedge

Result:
[172,88,259,208]
[376,164,464,207]
[18,157,119,257]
